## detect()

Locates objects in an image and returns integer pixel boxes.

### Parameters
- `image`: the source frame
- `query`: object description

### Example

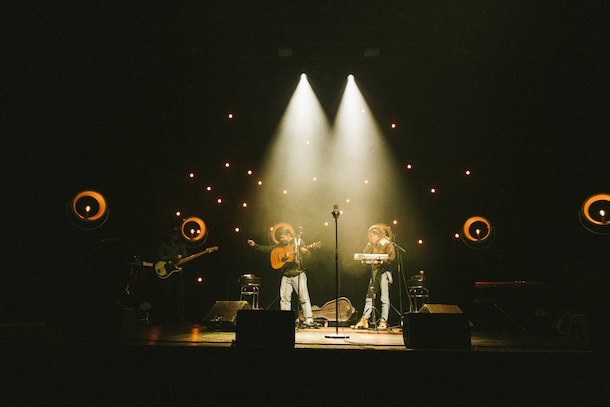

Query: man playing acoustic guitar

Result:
[247,227,319,328]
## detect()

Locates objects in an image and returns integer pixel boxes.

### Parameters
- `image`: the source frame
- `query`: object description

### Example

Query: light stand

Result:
[326,205,349,339]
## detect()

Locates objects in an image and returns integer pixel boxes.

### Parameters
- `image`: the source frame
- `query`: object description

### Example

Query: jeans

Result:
[280,273,313,321]
[362,269,392,322]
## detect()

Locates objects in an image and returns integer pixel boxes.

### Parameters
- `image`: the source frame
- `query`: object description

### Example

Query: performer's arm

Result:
[247,239,273,254]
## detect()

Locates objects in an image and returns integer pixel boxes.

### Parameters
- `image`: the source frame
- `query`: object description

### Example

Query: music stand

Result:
[326,205,349,339]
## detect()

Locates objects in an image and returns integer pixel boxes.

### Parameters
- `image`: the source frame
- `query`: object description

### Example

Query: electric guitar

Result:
[270,241,321,269]
[155,246,219,279]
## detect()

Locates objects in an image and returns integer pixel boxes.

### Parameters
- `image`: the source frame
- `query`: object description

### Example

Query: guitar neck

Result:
[287,242,319,256]
[177,246,218,265]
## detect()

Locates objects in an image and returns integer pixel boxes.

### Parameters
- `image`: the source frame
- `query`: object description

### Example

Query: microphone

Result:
[332,204,340,218]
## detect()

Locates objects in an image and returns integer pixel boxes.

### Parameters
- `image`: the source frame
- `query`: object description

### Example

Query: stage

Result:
[126,322,574,352]
[3,316,610,406]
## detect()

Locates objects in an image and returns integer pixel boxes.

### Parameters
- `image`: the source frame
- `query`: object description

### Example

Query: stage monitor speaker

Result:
[235,310,295,348]
[203,301,252,331]
[420,304,463,314]
[404,304,471,350]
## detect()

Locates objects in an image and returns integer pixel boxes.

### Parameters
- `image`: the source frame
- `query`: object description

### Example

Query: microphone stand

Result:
[294,233,303,329]
[391,237,407,330]
[326,206,349,339]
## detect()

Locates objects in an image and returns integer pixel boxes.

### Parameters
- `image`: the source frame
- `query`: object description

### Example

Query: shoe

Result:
[303,319,320,329]
[378,320,388,330]
[351,318,369,330]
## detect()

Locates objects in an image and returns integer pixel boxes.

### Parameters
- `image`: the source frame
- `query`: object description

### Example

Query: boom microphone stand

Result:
[294,230,304,329]
[326,205,349,339]
[391,236,407,329]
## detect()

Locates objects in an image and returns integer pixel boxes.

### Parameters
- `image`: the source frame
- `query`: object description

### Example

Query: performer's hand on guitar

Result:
[247,239,256,247]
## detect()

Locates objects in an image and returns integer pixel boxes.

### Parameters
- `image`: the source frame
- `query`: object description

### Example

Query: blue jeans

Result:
[361,269,392,322]
[280,273,313,321]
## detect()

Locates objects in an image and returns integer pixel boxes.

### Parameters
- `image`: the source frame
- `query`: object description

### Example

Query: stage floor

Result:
[3,320,610,406]
[0,318,590,352]
[128,322,577,352]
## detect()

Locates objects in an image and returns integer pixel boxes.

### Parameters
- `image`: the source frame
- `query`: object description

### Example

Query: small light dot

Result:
[346,198,350,203]
[324,222,329,226]
[189,172,195,178]
[313,177,317,181]
[225,162,230,168]
[257,180,263,186]
[283,190,288,194]
[465,170,471,176]
[175,211,181,216]
[391,123,396,129]
[306,140,310,144]
[197,277,203,283]
[364,180,369,184]
[234,227,240,232]
[454,233,460,239]
[217,198,222,204]
[393,220,398,225]
[430,188,436,193]
[406,164,412,170]
[206,186,212,191]
[242,202,247,208]
[247,170,253,175]
[418,239,423,245]
[228,113,233,119]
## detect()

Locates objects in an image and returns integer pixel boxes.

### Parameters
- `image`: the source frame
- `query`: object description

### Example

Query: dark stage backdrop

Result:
[4,2,609,340]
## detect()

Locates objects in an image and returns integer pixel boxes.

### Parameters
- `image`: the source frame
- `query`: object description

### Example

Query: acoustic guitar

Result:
[155,246,219,279]
[270,241,321,269]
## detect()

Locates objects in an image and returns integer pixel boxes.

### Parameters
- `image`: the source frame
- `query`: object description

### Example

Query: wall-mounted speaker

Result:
[404,304,471,350]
